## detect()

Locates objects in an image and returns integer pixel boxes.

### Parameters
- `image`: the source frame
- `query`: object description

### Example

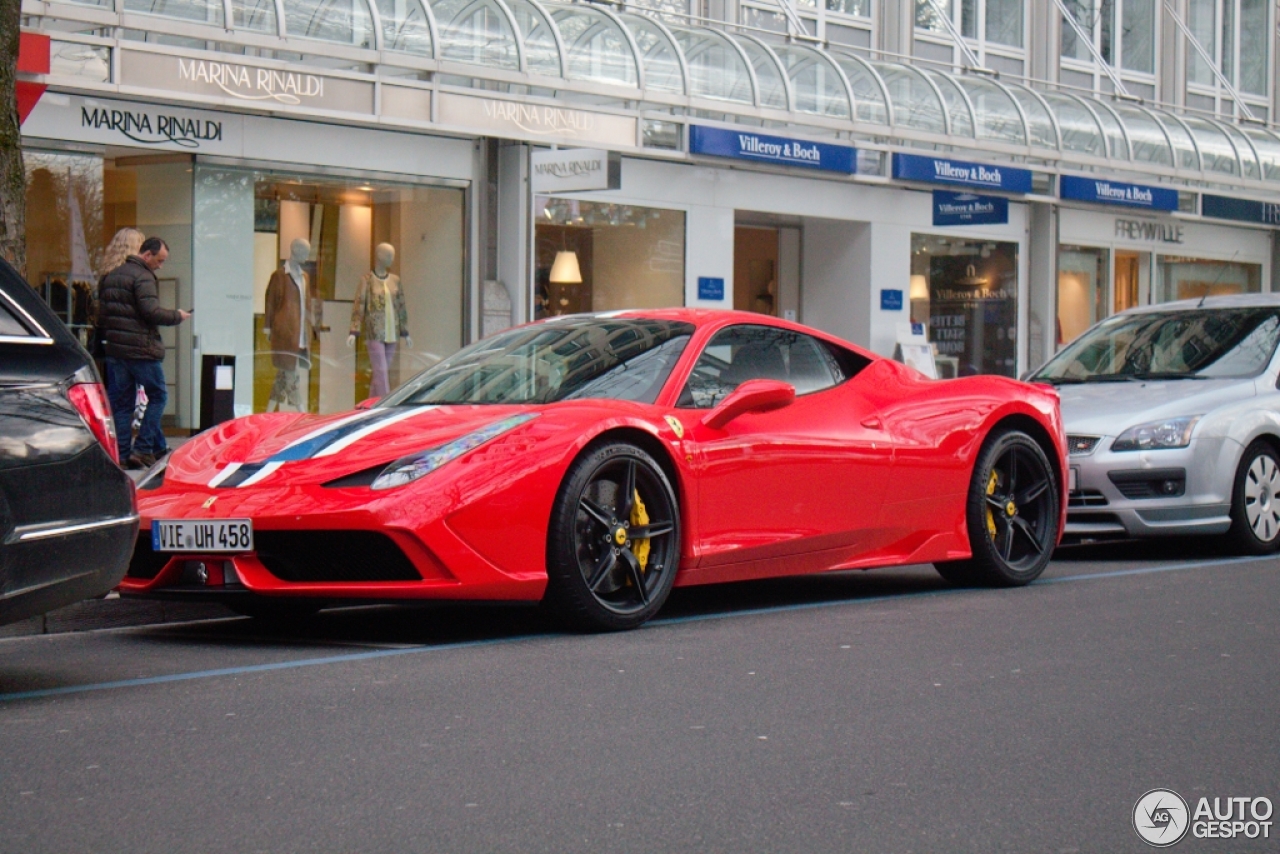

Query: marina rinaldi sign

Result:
[689,125,856,173]
[893,153,1032,193]
[1060,175,1178,211]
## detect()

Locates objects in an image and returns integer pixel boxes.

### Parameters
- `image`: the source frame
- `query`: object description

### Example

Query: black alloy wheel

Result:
[545,441,680,631]
[1225,439,1280,555]
[935,429,1059,587]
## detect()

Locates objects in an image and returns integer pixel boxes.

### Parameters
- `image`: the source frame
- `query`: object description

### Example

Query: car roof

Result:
[1117,293,1280,315]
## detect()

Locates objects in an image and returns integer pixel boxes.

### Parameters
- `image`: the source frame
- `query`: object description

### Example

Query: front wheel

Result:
[935,429,1060,587]
[544,441,681,631]
[1224,440,1280,555]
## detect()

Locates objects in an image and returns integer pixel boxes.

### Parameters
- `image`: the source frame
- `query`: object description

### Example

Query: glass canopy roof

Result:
[112,0,1280,182]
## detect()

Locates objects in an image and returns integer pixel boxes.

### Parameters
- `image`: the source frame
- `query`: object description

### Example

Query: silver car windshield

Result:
[1033,307,1280,383]
[382,317,694,405]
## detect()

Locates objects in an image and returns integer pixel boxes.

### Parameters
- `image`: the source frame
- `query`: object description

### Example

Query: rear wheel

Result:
[544,441,680,631]
[1224,440,1280,555]
[935,430,1059,587]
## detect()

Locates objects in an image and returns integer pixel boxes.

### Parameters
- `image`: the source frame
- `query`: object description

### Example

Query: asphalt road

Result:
[1,539,1276,853]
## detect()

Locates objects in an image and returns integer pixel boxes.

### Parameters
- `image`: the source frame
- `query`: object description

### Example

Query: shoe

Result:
[127,451,158,469]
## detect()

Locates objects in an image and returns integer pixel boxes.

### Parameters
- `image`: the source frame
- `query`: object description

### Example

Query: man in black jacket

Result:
[98,237,190,469]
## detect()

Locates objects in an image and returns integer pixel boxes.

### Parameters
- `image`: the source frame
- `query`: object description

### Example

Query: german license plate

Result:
[152,519,254,553]
[1069,467,1079,493]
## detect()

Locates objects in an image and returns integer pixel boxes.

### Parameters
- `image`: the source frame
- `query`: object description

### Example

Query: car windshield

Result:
[1033,307,1280,384]
[381,317,694,406]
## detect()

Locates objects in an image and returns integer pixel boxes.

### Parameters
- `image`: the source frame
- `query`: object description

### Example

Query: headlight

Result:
[137,456,168,490]
[371,414,538,491]
[1111,416,1201,452]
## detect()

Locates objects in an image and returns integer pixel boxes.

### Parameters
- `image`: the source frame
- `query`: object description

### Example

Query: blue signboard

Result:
[893,153,1033,194]
[689,125,856,173]
[1202,194,1280,227]
[1060,175,1178,211]
[697,276,725,300]
[932,191,1009,226]
[880,289,904,311]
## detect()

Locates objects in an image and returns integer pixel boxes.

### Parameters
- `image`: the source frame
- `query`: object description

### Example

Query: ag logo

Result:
[1134,789,1190,847]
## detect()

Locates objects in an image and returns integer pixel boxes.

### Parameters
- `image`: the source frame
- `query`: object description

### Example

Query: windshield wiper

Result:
[1081,374,1142,383]
[1128,372,1208,381]
[1034,376,1087,385]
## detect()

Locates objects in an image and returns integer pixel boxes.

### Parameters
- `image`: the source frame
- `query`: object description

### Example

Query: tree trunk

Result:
[0,0,25,276]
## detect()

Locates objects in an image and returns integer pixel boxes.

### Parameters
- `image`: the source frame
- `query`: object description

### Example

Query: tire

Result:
[227,599,322,621]
[544,441,681,631]
[1224,439,1280,555]
[935,429,1060,587]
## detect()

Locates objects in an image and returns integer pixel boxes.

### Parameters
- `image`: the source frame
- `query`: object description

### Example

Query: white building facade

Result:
[16,0,1280,425]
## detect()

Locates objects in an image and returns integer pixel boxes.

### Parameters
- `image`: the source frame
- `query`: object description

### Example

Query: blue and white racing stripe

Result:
[208,406,435,488]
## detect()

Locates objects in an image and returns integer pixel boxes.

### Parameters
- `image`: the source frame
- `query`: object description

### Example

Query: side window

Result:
[0,297,32,338]
[678,325,854,409]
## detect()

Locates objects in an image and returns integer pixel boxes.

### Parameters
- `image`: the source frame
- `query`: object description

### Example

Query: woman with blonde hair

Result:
[91,227,145,360]
[101,227,144,276]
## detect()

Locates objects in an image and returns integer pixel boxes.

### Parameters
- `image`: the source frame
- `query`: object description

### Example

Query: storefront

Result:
[1056,201,1271,349]
[23,93,473,428]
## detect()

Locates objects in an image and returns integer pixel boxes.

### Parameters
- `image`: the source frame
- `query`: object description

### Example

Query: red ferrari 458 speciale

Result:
[122,310,1066,630]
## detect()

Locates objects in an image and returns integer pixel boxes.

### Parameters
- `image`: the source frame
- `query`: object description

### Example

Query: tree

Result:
[0,0,25,275]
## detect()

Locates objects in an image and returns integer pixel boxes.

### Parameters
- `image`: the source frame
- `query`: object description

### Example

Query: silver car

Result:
[1029,294,1280,554]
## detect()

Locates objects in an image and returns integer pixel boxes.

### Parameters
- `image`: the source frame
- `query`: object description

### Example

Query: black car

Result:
[0,258,136,625]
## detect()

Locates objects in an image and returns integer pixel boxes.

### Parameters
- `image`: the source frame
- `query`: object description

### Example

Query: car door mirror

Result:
[701,379,795,430]
[356,396,380,410]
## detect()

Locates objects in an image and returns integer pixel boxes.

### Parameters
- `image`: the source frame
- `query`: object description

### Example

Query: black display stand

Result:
[200,355,236,431]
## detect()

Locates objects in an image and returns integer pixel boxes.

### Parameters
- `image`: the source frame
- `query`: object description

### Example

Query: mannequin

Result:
[263,238,321,412]
[348,242,411,398]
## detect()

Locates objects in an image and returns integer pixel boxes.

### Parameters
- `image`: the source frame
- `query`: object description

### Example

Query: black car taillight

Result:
[67,366,120,465]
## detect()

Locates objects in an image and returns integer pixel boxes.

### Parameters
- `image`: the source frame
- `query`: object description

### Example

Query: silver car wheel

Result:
[1244,454,1280,542]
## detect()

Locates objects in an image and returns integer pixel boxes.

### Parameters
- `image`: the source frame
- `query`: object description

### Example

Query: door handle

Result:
[860,416,882,430]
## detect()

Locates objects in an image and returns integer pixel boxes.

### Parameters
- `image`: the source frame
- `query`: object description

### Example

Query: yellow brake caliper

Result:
[630,489,651,572]
[985,470,1000,542]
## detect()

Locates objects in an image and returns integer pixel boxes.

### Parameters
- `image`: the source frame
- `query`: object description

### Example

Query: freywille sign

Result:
[80,105,222,148]
[119,50,374,114]
[531,149,622,193]
[437,93,637,148]
[1114,218,1184,244]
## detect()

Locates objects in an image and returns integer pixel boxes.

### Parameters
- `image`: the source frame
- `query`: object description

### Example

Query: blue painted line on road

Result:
[0,554,1272,703]
[1040,554,1271,584]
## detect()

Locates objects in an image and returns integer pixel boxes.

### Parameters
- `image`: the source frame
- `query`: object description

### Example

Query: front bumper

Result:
[1064,437,1236,540]
[120,483,547,603]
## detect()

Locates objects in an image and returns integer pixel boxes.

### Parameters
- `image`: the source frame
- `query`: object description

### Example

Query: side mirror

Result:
[701,379,795,430]
[355,397,380,410]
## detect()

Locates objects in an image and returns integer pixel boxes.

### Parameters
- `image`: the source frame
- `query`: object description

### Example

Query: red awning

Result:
[17,32,50,124]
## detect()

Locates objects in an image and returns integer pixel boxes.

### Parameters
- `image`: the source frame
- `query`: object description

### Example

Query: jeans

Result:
[105,357,169,459]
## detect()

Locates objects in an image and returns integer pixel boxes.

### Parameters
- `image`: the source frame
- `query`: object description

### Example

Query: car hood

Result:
[1056,377,1254,436]
[168,404,544,486]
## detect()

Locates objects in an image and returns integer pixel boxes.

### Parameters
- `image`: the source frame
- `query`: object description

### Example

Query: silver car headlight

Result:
[1111,416,1201,452]
[371,413,538,491]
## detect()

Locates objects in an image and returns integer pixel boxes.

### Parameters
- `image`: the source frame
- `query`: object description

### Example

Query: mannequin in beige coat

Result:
[264,238,320,411]
[348,243,411,398]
